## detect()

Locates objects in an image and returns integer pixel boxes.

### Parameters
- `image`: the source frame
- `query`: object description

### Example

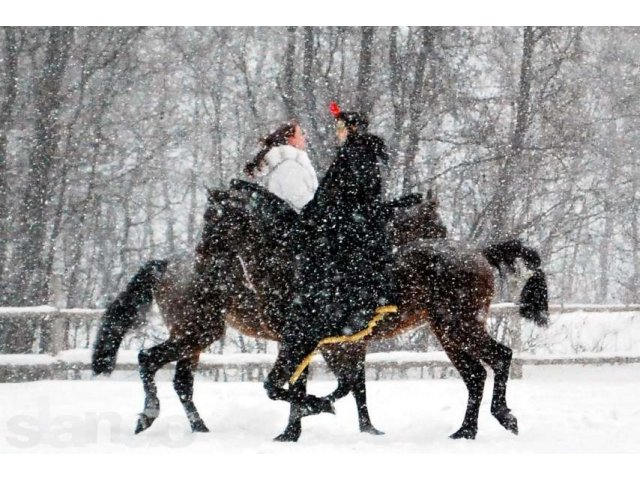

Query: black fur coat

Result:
[291,132,393,338]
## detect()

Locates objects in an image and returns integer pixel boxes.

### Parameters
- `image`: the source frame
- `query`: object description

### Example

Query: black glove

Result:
[386,193,423,210]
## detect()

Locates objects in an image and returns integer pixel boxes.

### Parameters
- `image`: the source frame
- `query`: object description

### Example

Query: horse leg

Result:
[323,345,383,435]
[478,339,518,435]
[448,348,487,440]
[324,377,351,404]
[264,338,334,417]
[136,338,190,434]
[448,323,518,435]
[263,342,302,402]
[322,347,354,404]
[174,353,209,433]
[350,362,383,435]
[273,368,309,442]
[431,327,487,441]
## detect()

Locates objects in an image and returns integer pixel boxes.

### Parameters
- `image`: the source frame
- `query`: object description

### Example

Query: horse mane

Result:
[389,190,447,246]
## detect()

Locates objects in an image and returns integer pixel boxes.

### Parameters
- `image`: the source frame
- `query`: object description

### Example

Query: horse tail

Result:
[91,259,169,375]
[482,239,549,327]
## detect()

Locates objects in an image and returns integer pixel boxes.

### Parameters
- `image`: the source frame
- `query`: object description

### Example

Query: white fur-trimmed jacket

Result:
[258,145,319,212]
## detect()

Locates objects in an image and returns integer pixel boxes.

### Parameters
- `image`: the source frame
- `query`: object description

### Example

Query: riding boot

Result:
[380,265,399,307]
[341,268,399,336]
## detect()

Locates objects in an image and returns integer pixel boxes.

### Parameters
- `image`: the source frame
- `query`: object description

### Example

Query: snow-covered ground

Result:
[1,364,639,454]
[2,308,640,477]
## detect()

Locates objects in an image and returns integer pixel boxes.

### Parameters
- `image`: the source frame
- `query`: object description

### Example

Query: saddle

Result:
[230,179,420,384]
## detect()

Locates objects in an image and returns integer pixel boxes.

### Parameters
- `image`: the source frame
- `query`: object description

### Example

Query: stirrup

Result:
[288,305,398,385]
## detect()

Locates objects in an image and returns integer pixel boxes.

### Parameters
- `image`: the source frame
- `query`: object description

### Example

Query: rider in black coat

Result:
[263,107,399,420]
[297,110,394,336]
[302,112,393,326]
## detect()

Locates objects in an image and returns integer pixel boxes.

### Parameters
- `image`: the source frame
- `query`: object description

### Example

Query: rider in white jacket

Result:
[261,144,318,213]
[246,121,318,213]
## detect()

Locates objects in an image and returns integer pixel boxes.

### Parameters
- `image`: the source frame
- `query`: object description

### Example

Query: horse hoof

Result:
[493,408,519,435]
[361,425,385,435]
[320,398,336,415]
[449,426,477,440]
[191,421,210,433]
[273,430,301,442]
[299,396,335,417]
[134,413,157,434]
[498,415,518,435]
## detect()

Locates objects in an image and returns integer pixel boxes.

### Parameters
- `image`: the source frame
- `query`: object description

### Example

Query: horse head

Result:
[198,188,247,264]
[389,188,447,245]
[421,188,447,239]
[198,186,276,265]
[198,185,296,333]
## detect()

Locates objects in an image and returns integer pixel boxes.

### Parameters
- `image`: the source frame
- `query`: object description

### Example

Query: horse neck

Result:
[391,204,447,247]
[416,203,447,239]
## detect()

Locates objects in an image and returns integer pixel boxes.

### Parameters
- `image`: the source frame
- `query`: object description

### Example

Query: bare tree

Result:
[280,26,298,118]
[401,27,439,192]
[485,26,535,243]
[10,27,74,307]
[3,27,640,354]
[0,27,20,290]
[356,26,375,116]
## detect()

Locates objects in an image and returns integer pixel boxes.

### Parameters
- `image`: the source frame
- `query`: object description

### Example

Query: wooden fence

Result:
[1,303,639,382]
[0,306,104,355]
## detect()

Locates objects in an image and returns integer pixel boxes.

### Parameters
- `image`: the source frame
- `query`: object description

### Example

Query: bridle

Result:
[237,255,257,293]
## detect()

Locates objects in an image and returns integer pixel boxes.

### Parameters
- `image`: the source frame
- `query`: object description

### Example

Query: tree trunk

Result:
[630,193,639,303]
[115,184,133,290]
[402,27,436,192]
[65,167,97,308]
[280,26,297,118]
[162,180,176,255]
[0,27,20,292]
[143,184,156,258]
[597,166,616,303]
[356,27,375,116]
[302,27,318,136]
[186,98,201,248]
[388,27,405,158]
[11,27,73,306]
[488,26,535,243]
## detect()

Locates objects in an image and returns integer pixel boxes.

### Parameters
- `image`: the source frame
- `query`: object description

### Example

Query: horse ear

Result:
[206,187,215,202]
[426,188,434,202]
[427,187,439,206]
[206,187,228,205]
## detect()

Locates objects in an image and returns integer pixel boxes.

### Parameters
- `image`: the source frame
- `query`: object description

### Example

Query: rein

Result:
[237,255,257,293]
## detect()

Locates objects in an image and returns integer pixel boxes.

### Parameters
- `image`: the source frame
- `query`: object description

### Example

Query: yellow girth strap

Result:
[288,305,398,385]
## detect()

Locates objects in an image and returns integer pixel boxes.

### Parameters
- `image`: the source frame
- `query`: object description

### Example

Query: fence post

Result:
[509,308,523,379]
[39,309,67,356]
[50,311,67,356]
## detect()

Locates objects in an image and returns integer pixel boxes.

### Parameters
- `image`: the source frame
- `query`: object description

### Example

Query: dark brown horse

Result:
[200,186,548,439]
[93,185,548,441]
[90,189,439,437]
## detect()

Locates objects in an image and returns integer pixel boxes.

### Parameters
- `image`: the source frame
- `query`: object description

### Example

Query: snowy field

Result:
[1,364,639,455]
[2,308,640,476]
